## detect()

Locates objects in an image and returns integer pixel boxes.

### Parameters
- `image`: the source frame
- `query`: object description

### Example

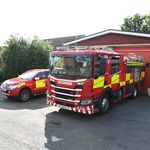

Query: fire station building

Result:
[64,29,150,89]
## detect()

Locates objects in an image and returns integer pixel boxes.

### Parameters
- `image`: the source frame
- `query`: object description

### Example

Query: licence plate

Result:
[59,105,70,110]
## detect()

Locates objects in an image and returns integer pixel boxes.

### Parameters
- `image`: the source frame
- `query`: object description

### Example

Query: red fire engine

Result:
[47,46,147,115]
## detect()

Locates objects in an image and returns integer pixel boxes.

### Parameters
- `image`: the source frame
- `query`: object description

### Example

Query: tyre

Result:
[132,86,138,99]
[118,89,123,101]
[19,89,31,102]
[7,96,13,99]
[98,93,111,115]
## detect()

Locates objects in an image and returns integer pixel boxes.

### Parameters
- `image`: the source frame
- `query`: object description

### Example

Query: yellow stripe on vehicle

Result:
[111,74,119,84]
[120,81,125,86]
[36,80,46,88]
[130,79,133,83]
[126,73,130,81]
[127,62,146,66]
[104,85,112,89]
[18,82,25,88]
[93,77,104,88]
[141,71,145,78]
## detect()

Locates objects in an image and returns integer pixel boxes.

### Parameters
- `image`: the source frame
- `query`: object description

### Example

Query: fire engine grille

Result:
[55,88,76,95]
[50,80,82,102]
[56,93,76,100]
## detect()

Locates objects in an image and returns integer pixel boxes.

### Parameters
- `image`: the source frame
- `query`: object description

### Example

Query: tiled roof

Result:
[44,35,85,48]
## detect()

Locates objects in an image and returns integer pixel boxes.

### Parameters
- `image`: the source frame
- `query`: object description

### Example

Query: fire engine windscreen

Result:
[49,54,93,79]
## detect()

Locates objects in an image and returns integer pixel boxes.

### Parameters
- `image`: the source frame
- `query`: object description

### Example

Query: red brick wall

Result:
[73,33,150,46]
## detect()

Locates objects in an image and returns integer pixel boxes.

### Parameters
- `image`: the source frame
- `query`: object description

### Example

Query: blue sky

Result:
[0,0,150,45]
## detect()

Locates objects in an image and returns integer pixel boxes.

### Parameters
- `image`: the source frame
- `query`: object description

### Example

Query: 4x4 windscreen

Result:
[18,71,39,80]
[49,54,93,79]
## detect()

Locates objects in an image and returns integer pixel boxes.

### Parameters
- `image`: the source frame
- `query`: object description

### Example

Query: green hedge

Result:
[0,35,53,81]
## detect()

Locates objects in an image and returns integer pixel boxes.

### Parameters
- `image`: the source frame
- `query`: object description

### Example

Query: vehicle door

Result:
[93,55,108,98]
[33,71,49,94]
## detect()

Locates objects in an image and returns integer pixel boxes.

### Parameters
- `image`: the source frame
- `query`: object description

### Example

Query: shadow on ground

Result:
[44,109,99,150]
[44,95,150,150]
[0,93,48,110]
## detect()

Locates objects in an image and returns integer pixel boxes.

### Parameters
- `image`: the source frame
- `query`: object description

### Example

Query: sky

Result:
[0,0,150,45]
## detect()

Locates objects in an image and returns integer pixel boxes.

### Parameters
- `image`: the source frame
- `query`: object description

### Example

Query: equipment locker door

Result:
[111,56,120,91]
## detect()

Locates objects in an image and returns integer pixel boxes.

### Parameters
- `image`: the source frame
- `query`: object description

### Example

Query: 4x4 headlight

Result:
[8,84,19,90]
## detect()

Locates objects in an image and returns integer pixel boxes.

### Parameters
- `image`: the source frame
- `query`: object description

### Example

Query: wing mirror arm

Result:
[34,77,40,81]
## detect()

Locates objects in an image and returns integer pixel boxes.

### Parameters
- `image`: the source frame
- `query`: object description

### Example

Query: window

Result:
[37,72,46,79]
[50,54,93,79]
[45,71,50,78]
[95,55,107,76]
[134,67,140,82]
[111,57,119,74]
[126,66,133,73]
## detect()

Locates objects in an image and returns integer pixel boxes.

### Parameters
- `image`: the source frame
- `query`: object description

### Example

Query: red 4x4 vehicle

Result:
[0,69,50,101]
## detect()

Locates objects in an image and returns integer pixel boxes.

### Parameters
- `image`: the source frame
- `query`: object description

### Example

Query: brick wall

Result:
[72,33,150,46]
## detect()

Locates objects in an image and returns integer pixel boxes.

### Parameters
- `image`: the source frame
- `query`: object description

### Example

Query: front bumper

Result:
[47,97,94,115]
[0,87,20,97]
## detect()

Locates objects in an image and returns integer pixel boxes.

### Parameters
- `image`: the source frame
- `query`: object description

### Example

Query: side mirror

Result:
[35,77,40,81]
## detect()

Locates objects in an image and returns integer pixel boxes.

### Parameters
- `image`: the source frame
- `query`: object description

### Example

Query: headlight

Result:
[1,83,10,90]
[1,83,4,89]
[80,99,92,105]
[76,81,84,89]
[8,84,19,90]
[77,81,84,85]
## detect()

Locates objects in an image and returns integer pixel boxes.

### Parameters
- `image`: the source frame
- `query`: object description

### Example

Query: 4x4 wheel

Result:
[98,93,111,115]
[19,89,31,102]
[7,96,13,99]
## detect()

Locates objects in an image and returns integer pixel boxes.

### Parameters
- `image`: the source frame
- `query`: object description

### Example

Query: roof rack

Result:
[56,46,118,54]
[126,53,144,62]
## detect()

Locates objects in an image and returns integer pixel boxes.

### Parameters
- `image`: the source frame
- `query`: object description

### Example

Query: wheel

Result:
[118,89,123,101]
[19,89,31,102]
[98,93,111,115]
[132,86,138,99]
[7,96,13,99]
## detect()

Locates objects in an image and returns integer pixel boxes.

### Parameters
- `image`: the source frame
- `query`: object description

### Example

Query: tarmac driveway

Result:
[0,93,150,150]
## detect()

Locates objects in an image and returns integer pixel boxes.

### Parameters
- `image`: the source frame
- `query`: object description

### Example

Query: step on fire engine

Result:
[47,46,147,115]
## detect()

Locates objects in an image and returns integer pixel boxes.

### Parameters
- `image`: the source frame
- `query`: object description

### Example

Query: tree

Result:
[1,35,53,79]
[121,13,150,33]
[28,37,53,69]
